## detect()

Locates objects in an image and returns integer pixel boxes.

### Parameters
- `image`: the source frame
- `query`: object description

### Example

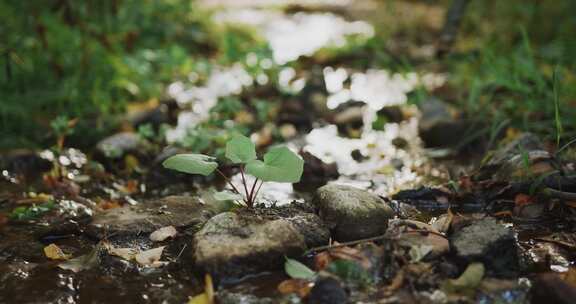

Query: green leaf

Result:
[213,191,244,201]
[225,134,256,163]
[246,146,303,182]
[326,260,372,286]
[162,154,218,176]
[285,257,316,280]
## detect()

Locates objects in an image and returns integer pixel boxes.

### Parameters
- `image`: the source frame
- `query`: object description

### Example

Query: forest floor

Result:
[1,1,576,303]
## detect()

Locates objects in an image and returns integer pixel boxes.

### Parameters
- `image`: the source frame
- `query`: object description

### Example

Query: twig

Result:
[542,188,576,201]
[215,168,241,195]
[305,234,389,255]
[437,0,472,57]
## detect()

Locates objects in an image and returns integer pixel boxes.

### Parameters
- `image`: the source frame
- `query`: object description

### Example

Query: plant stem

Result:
[247,178,259,206]
[252,180,264,203]
[215,168,242,196]
[239,166,250,203]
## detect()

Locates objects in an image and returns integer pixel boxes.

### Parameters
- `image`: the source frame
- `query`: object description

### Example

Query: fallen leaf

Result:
[150,226,178,242]
[44,243,71,260]
[514,193,533,206]
[314,251,332,271]
[442,262,485,295]
[188,274,214,304]
[135,246,166,267]
[285,257,316,280]
[278,279,313,297]
[58,243,103,273]
[409,245,433,262]
[107,246,138,261]
[382,269,405,295]
[327,245,372,269]
[431,209,453,233]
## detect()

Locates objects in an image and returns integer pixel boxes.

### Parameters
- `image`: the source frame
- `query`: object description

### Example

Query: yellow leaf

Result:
[188,274,214,304]
[44,243,71,260]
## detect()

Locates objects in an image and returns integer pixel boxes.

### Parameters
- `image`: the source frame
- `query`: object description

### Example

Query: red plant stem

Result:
[252,180,264,203]
[247,178,259,206]
[215,168,242,196]
[239,166,250,201]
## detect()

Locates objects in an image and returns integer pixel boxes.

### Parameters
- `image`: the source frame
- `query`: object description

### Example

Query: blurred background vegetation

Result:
[1,0,575,150]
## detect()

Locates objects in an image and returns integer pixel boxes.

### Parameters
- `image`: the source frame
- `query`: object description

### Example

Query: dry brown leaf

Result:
[328,246,372,269]
[44,243,71,260]
[108,246,138,261]
[135,246,167,267]
[278,279,313,298]
[514,193,533,206]
[314,251,332,271]
[150,226,178,242]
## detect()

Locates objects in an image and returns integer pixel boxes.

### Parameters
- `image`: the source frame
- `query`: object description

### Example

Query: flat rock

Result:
[450,217,518,274]
[418,97,478,148]
[193,212,321,278]
[313,184,394,242]
[96,132,143,159]
[87,196,213,239]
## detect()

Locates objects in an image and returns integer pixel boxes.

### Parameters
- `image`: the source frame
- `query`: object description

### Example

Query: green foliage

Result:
[162,154,218,176]
[162,134,303,207]
[246,146,304,183]
[0,0,219,148]
[284,257,316,280]
[10,201,56,220]
[225,134,256,163]
[326,260,372,287]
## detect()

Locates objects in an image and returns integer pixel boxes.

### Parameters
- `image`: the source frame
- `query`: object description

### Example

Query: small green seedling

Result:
[162,134,304,207]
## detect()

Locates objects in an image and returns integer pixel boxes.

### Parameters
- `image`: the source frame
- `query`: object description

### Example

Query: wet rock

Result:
[476,133,558,182]
[0,150,52,178]
[127,99,177,129]
[86,196,213,239]
[332,102,365,138]
[294,151,339,191]
[96,132,144,159]
[392,187,451,212]
[193,212,310,278]
[418,97,478,148]
[218,291,275,304]
[531,273,576,304]
[377,105,405,123]
[450,217,518,274]
[308,277,348,304]
[313,184,394,242]
[286,213,331,247]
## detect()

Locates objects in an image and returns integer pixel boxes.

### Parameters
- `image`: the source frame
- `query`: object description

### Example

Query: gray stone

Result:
[313,184,394,241]
[96,132,143,159]
[87,196,213,239]
[218,291,275,304]
[450,217,518,274]
[193,212,318,277]
[418,97,478,148]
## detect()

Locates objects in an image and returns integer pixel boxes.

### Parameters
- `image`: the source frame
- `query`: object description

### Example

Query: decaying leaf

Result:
[442,262,485,295]
[409,245,433,262]
[285,257,316,280]
[58,243,103,273]
[150,226,178,242]
[135,246,167,267]
[431,209,453,233]
[187,273,214,304]
[44,243,71,260]
[278,279,313,298]
[107,246,138,261]
[314,244,372,271]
